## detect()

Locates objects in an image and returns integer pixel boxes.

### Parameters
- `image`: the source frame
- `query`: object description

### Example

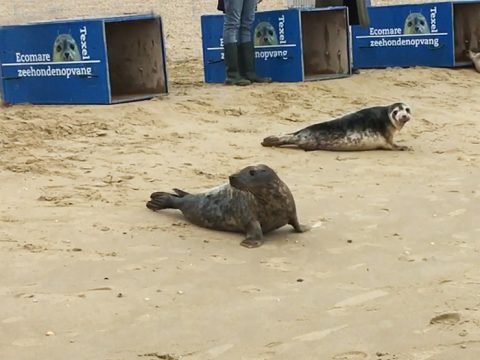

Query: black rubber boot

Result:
[224,43,251,86]
[238,42,272,83]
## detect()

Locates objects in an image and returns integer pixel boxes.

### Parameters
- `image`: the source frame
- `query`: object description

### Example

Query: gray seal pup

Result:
[403,13,430,34]
[466,50,480,73]
[262,103,412,151]
[53,34,81,62]
[146,164,309,248]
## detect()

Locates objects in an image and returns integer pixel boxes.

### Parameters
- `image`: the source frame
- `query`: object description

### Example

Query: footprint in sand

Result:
[332,351,368,360]
[429,312,461,325]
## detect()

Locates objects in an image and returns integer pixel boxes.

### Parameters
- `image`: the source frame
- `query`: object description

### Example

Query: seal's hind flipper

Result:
[147,191,179,211]
[261,135,279,147]
[261,134,295,147]
[172,188,189,197]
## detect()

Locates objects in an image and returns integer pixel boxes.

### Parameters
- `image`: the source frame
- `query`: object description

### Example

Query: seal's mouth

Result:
[229,175,242,190]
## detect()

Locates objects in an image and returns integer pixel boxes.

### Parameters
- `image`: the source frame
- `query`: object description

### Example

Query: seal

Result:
[254,22,279,46]
[146,164,309,248]
[403,13,430,34]
[52,34,81,62]
[466,50,480,73]
[261,103,412,151]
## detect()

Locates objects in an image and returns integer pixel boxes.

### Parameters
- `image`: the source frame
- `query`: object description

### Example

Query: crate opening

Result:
[453,3,480,64]
[300,10,349,80]
[105,18,167,102]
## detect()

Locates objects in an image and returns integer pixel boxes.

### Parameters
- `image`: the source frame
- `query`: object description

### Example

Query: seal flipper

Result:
[289,215,310,233]
[261,134,296,147]
[146,191,182,211]
[172,188,189,197]
[382,141,412,151]
[240,220,264,248]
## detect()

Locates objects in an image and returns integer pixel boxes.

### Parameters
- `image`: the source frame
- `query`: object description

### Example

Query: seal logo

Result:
[403,13,430,34]
[53,34,81,62]
[254,22,279,46]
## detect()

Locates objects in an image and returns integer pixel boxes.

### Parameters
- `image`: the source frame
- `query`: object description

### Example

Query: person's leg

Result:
[223,0,242,45]
[238,0,256,44]
[223,0,251,85]
[238,0,272,83]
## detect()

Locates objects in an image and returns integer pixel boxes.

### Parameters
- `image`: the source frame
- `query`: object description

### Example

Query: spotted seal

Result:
[53,34,81,62]
[466,50,480,72]
[146,164,309,248]
[261,103,412,151]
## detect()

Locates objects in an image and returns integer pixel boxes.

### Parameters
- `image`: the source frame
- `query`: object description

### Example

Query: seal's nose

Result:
[401,114,410,123]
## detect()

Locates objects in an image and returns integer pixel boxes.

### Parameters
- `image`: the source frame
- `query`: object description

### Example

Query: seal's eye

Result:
[419,20,425,26]
[407,21,413,27]
[268,30,274,36]
[56,45,62,52]
[256,31,262,38]
[69,43,75,50]
[249,170,256,176]
[405,108,411,114]
[393,110,398,117]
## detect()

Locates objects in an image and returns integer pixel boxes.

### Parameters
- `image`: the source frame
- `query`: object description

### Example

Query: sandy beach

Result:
[1,1,480,359]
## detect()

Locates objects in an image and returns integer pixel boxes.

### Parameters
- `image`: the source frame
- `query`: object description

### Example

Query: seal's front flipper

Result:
[381,142,411,151]
[385,143,412,151]
[241,237,264,248]
[393,144,412,151]
[146,191,181,211]
[289,216,310,233]
[241,220,264,248]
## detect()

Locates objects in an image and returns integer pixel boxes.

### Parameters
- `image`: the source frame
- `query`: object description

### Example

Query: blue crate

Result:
[352,1,480,69]
[201,7,352,83]
[0,13,168,105]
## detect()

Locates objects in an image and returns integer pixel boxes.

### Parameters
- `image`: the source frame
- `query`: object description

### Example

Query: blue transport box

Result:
[352,1,480,69]
[201,7,352,83]
[0,13,168,104]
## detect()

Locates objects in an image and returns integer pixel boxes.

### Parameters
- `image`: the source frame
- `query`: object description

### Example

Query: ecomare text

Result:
[369,27,402,36]
[16,52,51,63]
